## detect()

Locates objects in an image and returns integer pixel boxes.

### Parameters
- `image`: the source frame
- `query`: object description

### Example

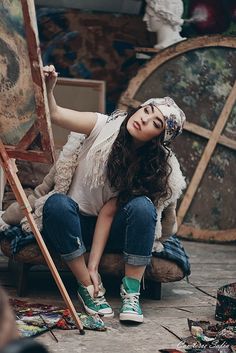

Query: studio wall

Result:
[36,7,155,112]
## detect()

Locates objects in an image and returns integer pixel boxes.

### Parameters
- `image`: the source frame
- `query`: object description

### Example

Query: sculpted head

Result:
[143,0,185,32]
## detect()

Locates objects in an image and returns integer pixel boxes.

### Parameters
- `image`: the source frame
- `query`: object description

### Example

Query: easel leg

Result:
[0,140,84,334]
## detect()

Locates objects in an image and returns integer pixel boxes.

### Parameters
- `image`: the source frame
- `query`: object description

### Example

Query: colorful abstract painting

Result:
[10,299,106,335]
[0,0,54,164]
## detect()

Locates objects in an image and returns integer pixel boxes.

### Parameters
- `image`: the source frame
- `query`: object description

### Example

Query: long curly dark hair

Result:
[107,107,173,207]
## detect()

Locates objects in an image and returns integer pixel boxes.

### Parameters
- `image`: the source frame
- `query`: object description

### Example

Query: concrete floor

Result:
[1,240,236,353]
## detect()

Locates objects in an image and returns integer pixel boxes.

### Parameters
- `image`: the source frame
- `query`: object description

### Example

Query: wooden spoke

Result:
[177,81,236,226]
[184,121,236,151]
[17,124,39,149]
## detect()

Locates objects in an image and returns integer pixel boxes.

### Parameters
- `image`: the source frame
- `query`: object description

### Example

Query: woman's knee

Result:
[43,193,77,221]
[124,196,157,223]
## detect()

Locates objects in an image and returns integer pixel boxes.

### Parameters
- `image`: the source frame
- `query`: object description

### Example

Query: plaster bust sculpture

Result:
[143,0,186,49]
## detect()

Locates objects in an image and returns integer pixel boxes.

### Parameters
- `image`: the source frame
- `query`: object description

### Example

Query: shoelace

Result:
[121,290,140,311]
[93,281,108,306]
[94,294,108,306]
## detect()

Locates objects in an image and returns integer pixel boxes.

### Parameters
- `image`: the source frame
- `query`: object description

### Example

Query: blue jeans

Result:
[42,193,157,266]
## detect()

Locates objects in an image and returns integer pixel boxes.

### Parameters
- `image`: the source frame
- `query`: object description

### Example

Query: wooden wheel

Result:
[118,35,236,242]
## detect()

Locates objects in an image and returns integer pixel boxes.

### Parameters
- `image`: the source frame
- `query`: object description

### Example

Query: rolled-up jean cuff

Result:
[61,244,86,262]
[123,252,152,266]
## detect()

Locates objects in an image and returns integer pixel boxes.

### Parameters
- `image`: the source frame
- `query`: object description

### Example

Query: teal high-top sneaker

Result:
[119,276,143,323]
[77,281,114,318]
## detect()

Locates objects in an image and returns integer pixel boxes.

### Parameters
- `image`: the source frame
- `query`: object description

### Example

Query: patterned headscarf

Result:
[141,96,186,143]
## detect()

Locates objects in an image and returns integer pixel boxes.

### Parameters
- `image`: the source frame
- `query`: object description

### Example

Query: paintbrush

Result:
[160,325,187,345]
[39,314,58,343]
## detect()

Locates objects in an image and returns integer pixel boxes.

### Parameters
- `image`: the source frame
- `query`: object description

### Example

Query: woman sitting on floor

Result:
[0,65,190,324]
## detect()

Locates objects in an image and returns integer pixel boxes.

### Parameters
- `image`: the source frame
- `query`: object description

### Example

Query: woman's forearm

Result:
[47,91,77,126]
[88,216,112,270]
[47,92,78,128]
[88,198,117,270]
[47,91,60,123]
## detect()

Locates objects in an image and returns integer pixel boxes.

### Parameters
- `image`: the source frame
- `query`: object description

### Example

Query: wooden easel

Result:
[0,139,85,334]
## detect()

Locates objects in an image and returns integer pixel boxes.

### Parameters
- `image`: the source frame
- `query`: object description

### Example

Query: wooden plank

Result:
[21,0,55,163]
[17,123,39,150]
[35,320,190,353]
[6,149,53,164]
[184,121,236,151]
[144,306,215,318]
[178,224,236,242]
[177,81,236,226]
[1,237,234,353]
[0,167,5,210]
[135,46,162,53]
[183,242,236,263]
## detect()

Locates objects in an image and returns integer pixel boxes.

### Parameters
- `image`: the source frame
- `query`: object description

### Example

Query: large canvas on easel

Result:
[0,0,54,164]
